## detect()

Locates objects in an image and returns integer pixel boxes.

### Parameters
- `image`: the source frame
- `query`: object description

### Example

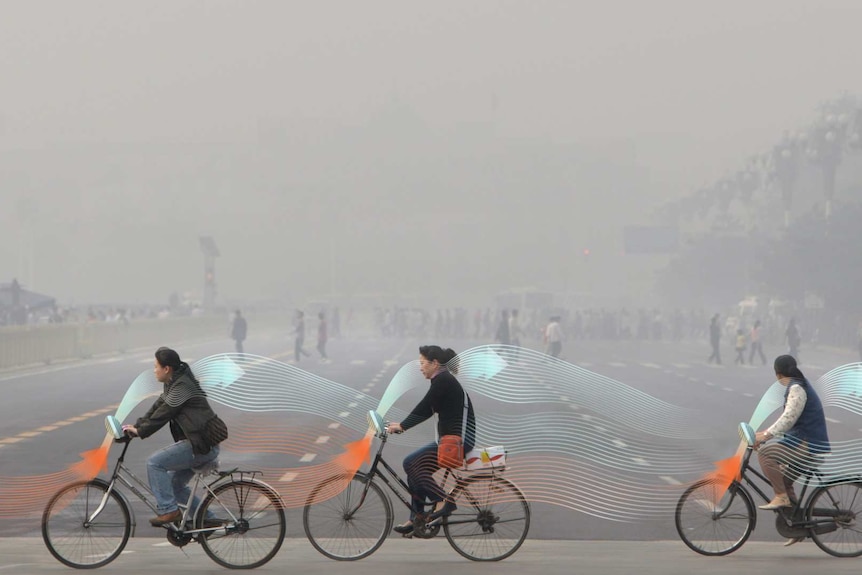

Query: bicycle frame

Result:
[91,438,244,537]
[735,440,848,530]
[351,430,506,529]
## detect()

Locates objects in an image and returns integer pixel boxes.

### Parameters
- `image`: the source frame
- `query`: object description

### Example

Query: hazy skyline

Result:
[2,1,861,307]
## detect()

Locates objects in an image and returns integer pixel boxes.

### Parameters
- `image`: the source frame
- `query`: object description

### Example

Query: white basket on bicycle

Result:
[463,446,506,471]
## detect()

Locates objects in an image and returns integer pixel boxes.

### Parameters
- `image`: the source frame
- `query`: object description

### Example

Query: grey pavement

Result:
[5,537,862,574]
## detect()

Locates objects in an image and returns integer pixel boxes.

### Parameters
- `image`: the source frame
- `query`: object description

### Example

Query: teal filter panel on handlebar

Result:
[738,422,755,446]
[105,415,123,440]
[367,410,384,435]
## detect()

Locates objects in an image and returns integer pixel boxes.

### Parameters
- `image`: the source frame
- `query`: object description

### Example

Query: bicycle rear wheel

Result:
[303,472,393,560]
[197,479,286,569]
[443,474,530,561]
[675,479,755,556]
[42,479,131,569]
[807,482,862,557]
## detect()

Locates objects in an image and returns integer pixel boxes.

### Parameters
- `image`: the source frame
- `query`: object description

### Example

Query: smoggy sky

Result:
[2,1,861,308]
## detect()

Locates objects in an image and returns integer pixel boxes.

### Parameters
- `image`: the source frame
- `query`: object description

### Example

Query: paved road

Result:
[5,537,862,574]
[1,330,860,548]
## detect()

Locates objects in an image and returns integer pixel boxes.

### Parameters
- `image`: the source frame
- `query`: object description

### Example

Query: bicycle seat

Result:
[192,459,220,475]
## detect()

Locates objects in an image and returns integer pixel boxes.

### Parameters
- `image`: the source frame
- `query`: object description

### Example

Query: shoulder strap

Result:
[461,390,469,440]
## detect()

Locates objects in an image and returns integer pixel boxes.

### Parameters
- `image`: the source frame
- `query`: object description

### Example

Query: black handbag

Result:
[204,414,229,445]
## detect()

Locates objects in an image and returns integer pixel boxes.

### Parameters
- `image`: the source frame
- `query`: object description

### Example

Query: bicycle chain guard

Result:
[775,509,809,538]
[413,513,441,539]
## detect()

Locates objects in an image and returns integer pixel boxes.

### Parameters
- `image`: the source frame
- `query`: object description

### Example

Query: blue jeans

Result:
[147,440,219,515]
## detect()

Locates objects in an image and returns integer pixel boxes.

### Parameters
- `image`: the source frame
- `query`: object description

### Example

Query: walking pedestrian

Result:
[317,311,329,362]
[707,313,722,364]
[230,310,247,354]
[734,328,746,365]
[294,310,311,362]
[749,320,767,365]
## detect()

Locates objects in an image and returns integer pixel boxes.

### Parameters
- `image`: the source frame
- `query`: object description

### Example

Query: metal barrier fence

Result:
[0,315,233,370]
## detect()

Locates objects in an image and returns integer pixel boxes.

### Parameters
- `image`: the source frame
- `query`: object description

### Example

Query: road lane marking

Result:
[659,476,682,485]
[608,362,626,367]
[279,472,298,482]
[339,412,350,417]
[743,393,754,397]
[612,439,627,448]
[640,363,661,369]
[825,417,841,424]
[705,382,714,386]
[672,363,691,369]
[328,422,341,429]
[722,387,734,392]
[351,360,367,365]
[300,454,317,463]
[632,457,650,465]
[0,438,24,444]
[348,402,358,408]
[17,431,41,438]
[315,436,330,444]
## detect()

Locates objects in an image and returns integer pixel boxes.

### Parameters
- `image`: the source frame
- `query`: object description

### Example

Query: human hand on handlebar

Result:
[385,422,404,434]
[122,425,139,437]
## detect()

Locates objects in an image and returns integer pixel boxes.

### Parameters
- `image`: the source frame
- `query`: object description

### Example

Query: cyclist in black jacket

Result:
[386,345,476,535]
[122,347,225,527]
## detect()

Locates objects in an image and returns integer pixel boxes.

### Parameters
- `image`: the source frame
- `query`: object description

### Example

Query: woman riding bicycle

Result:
[385,345,476,535]
[122,347,227,527]
[754,355,830,532]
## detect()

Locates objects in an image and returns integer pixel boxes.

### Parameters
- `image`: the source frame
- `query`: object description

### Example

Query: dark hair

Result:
[155,346,182,370]
[774,354,805,380]
[419,345,458,372]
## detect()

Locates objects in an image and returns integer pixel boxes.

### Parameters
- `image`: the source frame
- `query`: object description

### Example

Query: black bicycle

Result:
[302,410,530,561]
[676,421,862,557]
[42,416,286,569]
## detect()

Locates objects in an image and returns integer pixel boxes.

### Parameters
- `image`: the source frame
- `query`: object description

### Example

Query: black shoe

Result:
[427,500,457,526]
[393,521,414,535]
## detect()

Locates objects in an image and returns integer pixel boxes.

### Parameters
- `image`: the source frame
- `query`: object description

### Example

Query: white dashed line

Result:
[384,360,398,366]
[328,422,341,429]
[705,382,715,386]
[608,362,626,367]
[348,402,358,408]
[339,412,350,418]
[315,436,330,444]
[672,364,691,369]
[299,453,317,463]
[279,472,298,482]
[0,438,23,444]
[355,394,364,400]
[722,387,734,392]
[17,431,41,438]
[641,363,662,369]
[826,417,841,424]
[612,439,627,448]
[632,457,650,466]
[659,476,682,486]
[743,393,754,398]
[351,360,367,365]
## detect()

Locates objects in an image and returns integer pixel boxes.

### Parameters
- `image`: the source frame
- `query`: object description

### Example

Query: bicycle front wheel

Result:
[443,474,531,561]
[807,482,862,557]
[303,472,393,560]
[675,479,755,556]
[197,479,286,569]
[42,479,131,569]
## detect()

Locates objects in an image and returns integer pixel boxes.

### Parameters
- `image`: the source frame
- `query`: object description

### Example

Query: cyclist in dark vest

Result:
[754,355,830,545]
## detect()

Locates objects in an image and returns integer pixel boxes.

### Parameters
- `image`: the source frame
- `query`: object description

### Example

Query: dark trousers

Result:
[295,337,310,361]
[403,441,473,520]
[749,341,766,364]
[708,341,721,364]
[317,340,328,359]
[234,339,244,354]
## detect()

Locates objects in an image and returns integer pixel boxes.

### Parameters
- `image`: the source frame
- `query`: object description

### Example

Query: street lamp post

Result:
[199,236,220,313]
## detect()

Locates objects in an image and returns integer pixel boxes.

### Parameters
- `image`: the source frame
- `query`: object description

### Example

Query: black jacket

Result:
[401,369,476,450]
[135,364,221,455]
